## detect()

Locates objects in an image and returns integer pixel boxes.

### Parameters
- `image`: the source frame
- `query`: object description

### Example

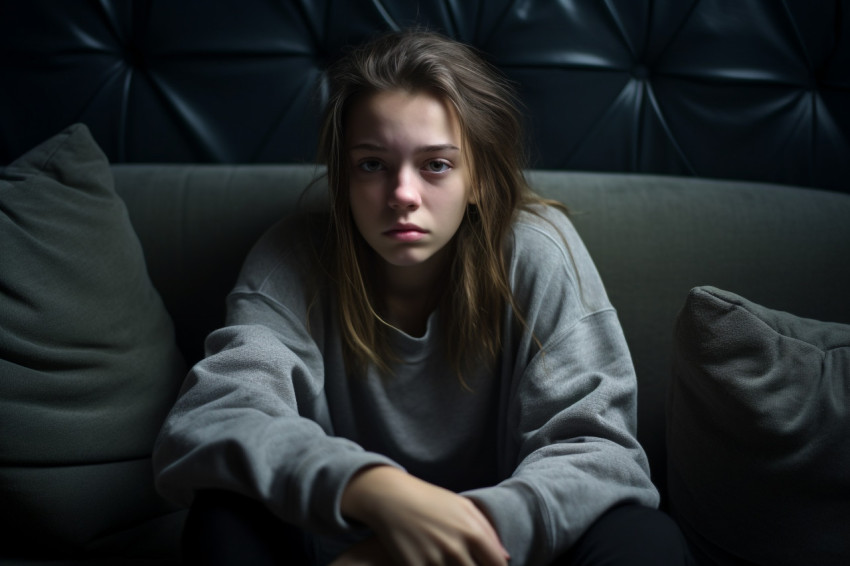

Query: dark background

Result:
[1,0,848,192]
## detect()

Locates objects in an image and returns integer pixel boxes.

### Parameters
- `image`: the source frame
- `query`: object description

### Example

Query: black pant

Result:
[183,490,694,565]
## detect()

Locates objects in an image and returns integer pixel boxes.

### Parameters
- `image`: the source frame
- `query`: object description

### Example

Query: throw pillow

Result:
[0,124,186,558]
[667,286,849,565]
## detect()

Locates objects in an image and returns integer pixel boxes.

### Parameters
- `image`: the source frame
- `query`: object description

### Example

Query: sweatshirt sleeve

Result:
[463,207,660,565]
[151,220,399,535]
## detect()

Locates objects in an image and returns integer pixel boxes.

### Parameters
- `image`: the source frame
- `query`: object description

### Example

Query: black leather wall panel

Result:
[1,0,848,191]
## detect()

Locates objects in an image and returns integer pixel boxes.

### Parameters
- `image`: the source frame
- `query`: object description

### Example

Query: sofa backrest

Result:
[114,164,850,499]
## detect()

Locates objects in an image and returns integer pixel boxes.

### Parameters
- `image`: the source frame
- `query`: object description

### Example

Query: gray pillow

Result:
[667,286,850,566]
[0,124,186,558]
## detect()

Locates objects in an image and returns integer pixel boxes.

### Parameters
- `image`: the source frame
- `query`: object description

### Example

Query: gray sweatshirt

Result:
[153,205,659,565]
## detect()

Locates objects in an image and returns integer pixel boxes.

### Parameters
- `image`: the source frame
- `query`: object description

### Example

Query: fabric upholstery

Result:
[0,124,186,559]
[1,0,848,191]
[667,286,850,565]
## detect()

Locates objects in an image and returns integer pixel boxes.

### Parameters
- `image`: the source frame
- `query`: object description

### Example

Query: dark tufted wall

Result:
[1,0,848,191]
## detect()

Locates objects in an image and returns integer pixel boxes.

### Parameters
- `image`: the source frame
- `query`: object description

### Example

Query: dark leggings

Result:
[183,490,694,565]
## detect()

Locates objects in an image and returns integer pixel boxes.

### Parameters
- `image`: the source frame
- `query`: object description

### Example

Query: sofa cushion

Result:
[0,124,186,558]
[667,286,850,565]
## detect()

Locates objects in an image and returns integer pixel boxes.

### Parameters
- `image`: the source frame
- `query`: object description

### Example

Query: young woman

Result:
[153,30,691,565]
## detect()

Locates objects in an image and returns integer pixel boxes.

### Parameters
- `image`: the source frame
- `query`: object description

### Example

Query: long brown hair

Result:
[317,30,553,381]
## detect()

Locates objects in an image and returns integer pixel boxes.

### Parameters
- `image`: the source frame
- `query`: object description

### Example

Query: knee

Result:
[182,490,310,566]
[559,505,694,566]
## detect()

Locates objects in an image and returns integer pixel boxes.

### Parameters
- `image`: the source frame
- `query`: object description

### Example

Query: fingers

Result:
[464,501,511,565]
[379,497,509,566]
[340,466,510,565]
[333,523,509,566]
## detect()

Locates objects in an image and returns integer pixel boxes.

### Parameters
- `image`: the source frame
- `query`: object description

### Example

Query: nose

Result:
[388,167,421,211]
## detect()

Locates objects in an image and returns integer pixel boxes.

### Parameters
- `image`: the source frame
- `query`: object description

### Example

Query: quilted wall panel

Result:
[1,0,848,191]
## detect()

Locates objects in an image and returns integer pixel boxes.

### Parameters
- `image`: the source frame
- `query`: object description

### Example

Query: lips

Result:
[384,223,427,242]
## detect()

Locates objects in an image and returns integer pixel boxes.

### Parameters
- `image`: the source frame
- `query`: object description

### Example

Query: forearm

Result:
[464,448,659,565]
[154,396,397,533]
[340,465,403,524]
[152,325,399,534]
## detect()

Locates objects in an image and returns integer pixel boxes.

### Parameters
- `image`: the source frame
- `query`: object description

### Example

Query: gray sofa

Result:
[2,124,848,564]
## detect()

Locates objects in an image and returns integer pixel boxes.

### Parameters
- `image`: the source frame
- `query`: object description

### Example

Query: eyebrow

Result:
[349,142,460,153]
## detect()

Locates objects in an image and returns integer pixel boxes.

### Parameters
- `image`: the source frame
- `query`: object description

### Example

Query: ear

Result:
[466,181,478,205]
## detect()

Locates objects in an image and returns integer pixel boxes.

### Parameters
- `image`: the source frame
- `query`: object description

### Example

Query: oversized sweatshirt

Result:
[152,205,659,565]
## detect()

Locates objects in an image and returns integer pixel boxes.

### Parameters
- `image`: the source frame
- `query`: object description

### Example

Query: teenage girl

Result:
[153,30,692,566]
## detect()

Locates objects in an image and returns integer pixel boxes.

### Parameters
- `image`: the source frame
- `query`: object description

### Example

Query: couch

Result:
[2,2,849,565]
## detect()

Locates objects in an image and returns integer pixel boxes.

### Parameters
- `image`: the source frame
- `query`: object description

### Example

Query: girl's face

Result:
[346,89,472,279]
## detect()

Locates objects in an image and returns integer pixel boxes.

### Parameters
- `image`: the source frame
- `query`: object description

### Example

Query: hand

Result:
[340,466,510,566]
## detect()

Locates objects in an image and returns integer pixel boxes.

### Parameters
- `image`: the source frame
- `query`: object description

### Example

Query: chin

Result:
[377,248,437,267]
[373,243,449,270]
[382,255,429,268]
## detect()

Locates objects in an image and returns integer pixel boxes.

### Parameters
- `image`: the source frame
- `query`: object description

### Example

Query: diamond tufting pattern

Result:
[1,0,847,191]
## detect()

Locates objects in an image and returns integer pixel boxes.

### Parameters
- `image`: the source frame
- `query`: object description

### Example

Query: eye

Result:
[424,160,451,173]
[358,160,385,173]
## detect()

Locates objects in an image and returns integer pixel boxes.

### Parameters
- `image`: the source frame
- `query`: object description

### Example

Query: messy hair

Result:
[317,29,555,381]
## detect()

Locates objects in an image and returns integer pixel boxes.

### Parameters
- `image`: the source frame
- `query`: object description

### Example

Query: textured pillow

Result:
[667,286,850,566]
[0,124,186,558]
